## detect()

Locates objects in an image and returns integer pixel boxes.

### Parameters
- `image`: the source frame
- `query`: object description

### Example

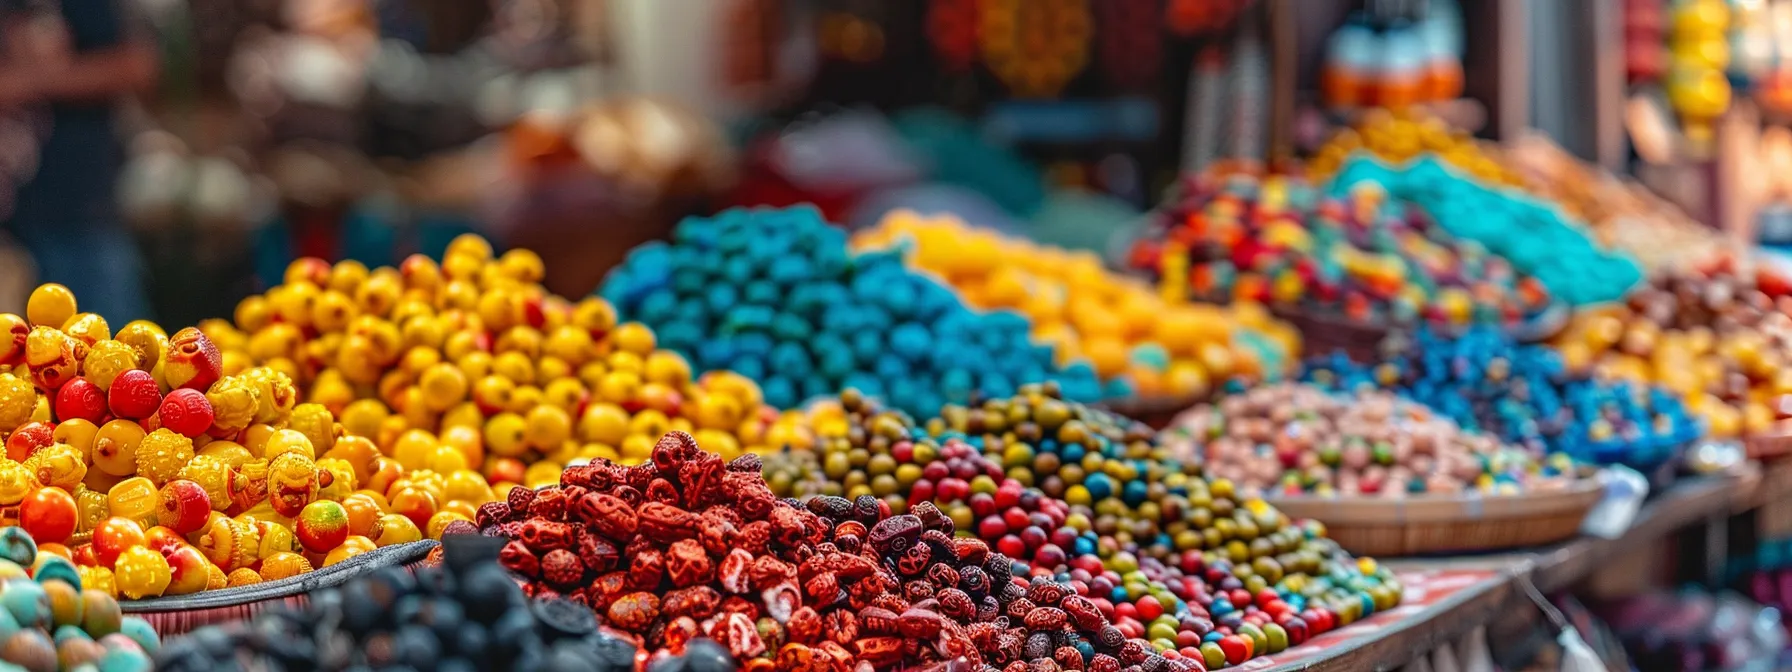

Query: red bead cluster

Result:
[481,430,1201,672]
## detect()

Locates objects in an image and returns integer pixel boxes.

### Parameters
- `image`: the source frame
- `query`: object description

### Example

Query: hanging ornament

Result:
[818,0,887,65]
[979,0,1093,98]
[723,0,782,88]
[927,0,977,72]
[1166,0,1252,38]
[1095,0,1162,91]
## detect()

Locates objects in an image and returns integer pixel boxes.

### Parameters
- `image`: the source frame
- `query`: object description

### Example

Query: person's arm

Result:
[0,0,156,106]
[27,41,156,102]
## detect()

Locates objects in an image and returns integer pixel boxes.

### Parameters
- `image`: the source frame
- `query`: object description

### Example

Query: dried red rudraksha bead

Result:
[662,585,722,620]
[540,549,585,588]
[507,485,536,513]
[822,609,858,646]
[651,430,700,471]
[476,501,511,528]
[1056,646,1086,671]
[748,555,795,586]
[645,478,681,505]
[628,548,665,590]
[852,637,905,667]
[1025,607,1069,631]
[725,453,761,473]
[531,487,569,521]
[857,606,899,635]
[897,608,945,639]
[716,612,766,659]
[519,519,575,553]
[867,515,922,556]
[718,548,754,593]
[1026,579,1069,606]
[1089,654,1121,672]
[637,501,698,543]
[786,606,824,645]
[736,520,772,555]
[606,591,661,632]
[937,587,976,621]
[575,528,622,573]
[665,539,714,588]
[498,540,540,577]
[1118,641,1151,665]
[576,493,638,541]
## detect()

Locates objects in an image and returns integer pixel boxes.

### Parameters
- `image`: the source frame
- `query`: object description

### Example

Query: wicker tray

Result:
[1266,477,1605,557]
[1100,393,1214,430]
[121,540,439,635]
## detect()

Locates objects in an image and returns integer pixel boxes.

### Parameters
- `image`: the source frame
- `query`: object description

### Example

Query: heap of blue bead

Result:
[600,206,1115,416]
[1302,327,1699,472]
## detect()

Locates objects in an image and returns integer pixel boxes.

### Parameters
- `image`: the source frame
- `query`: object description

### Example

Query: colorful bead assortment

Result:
[1160,383,1580,498]
[0,283,487,598]
[1329,156,1644,306]
[601,206,1110,418]
[1553,265,1792,439]
[1127,172,1552,329]
[484,429,1196,672]
[856,211,1299,399]
[1305,327,1699,472]
[763,385,1397,668]
[211,234,784,483]
[0,527,159,671]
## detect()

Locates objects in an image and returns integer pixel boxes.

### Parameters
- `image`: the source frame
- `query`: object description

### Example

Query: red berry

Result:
[157,388,215,438]
[5,421,53,462]
[978,517,1008,539]
[908,480,935,506]
[1219,635,1251,666]
[157,479,213,534]
[996,534,1026,559]
[108,370,162,420]
[53,377,106,423]
[19,487,77,543]
[1002,507,1030,530]
[1136,595,1164,621]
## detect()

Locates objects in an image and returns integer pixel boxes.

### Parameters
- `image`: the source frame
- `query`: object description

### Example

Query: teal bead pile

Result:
[1329,155,1644,306]
[599,206,1112,417]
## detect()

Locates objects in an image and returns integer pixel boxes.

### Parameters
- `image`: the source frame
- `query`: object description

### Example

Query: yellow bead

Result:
[26,284,77,328]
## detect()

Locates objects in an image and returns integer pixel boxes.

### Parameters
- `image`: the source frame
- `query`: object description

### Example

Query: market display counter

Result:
[1251,463,1786,671]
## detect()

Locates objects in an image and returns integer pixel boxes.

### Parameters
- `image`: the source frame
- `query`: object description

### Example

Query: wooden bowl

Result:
[1266,477,1605,557]
[121,540,439,635]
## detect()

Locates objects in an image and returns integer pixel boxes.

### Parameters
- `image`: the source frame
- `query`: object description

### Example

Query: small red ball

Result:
[157,388,215,438]
[108,369,162,420]
[53,377,106,424]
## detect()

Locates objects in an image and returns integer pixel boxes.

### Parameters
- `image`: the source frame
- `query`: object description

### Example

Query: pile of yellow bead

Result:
[0,283,493,599]
[855,212,1300,399]
[208,234,801,488]
[1554,303,1792,440]
[1306,109,1524,188]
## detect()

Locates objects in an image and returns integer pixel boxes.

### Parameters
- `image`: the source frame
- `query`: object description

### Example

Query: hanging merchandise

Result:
[1166,0,1255,37]
[925,0,976,72]
[721,0,783,90]
[1094,0,1163,92]
[1320,1,1464,112]
[816,0,887,65]
[1665,0,1734,147]
[978,0,1093,98]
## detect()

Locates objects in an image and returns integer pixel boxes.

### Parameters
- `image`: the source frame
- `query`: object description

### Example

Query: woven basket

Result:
[121,540,439,635]
[1266,477,1605,557]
